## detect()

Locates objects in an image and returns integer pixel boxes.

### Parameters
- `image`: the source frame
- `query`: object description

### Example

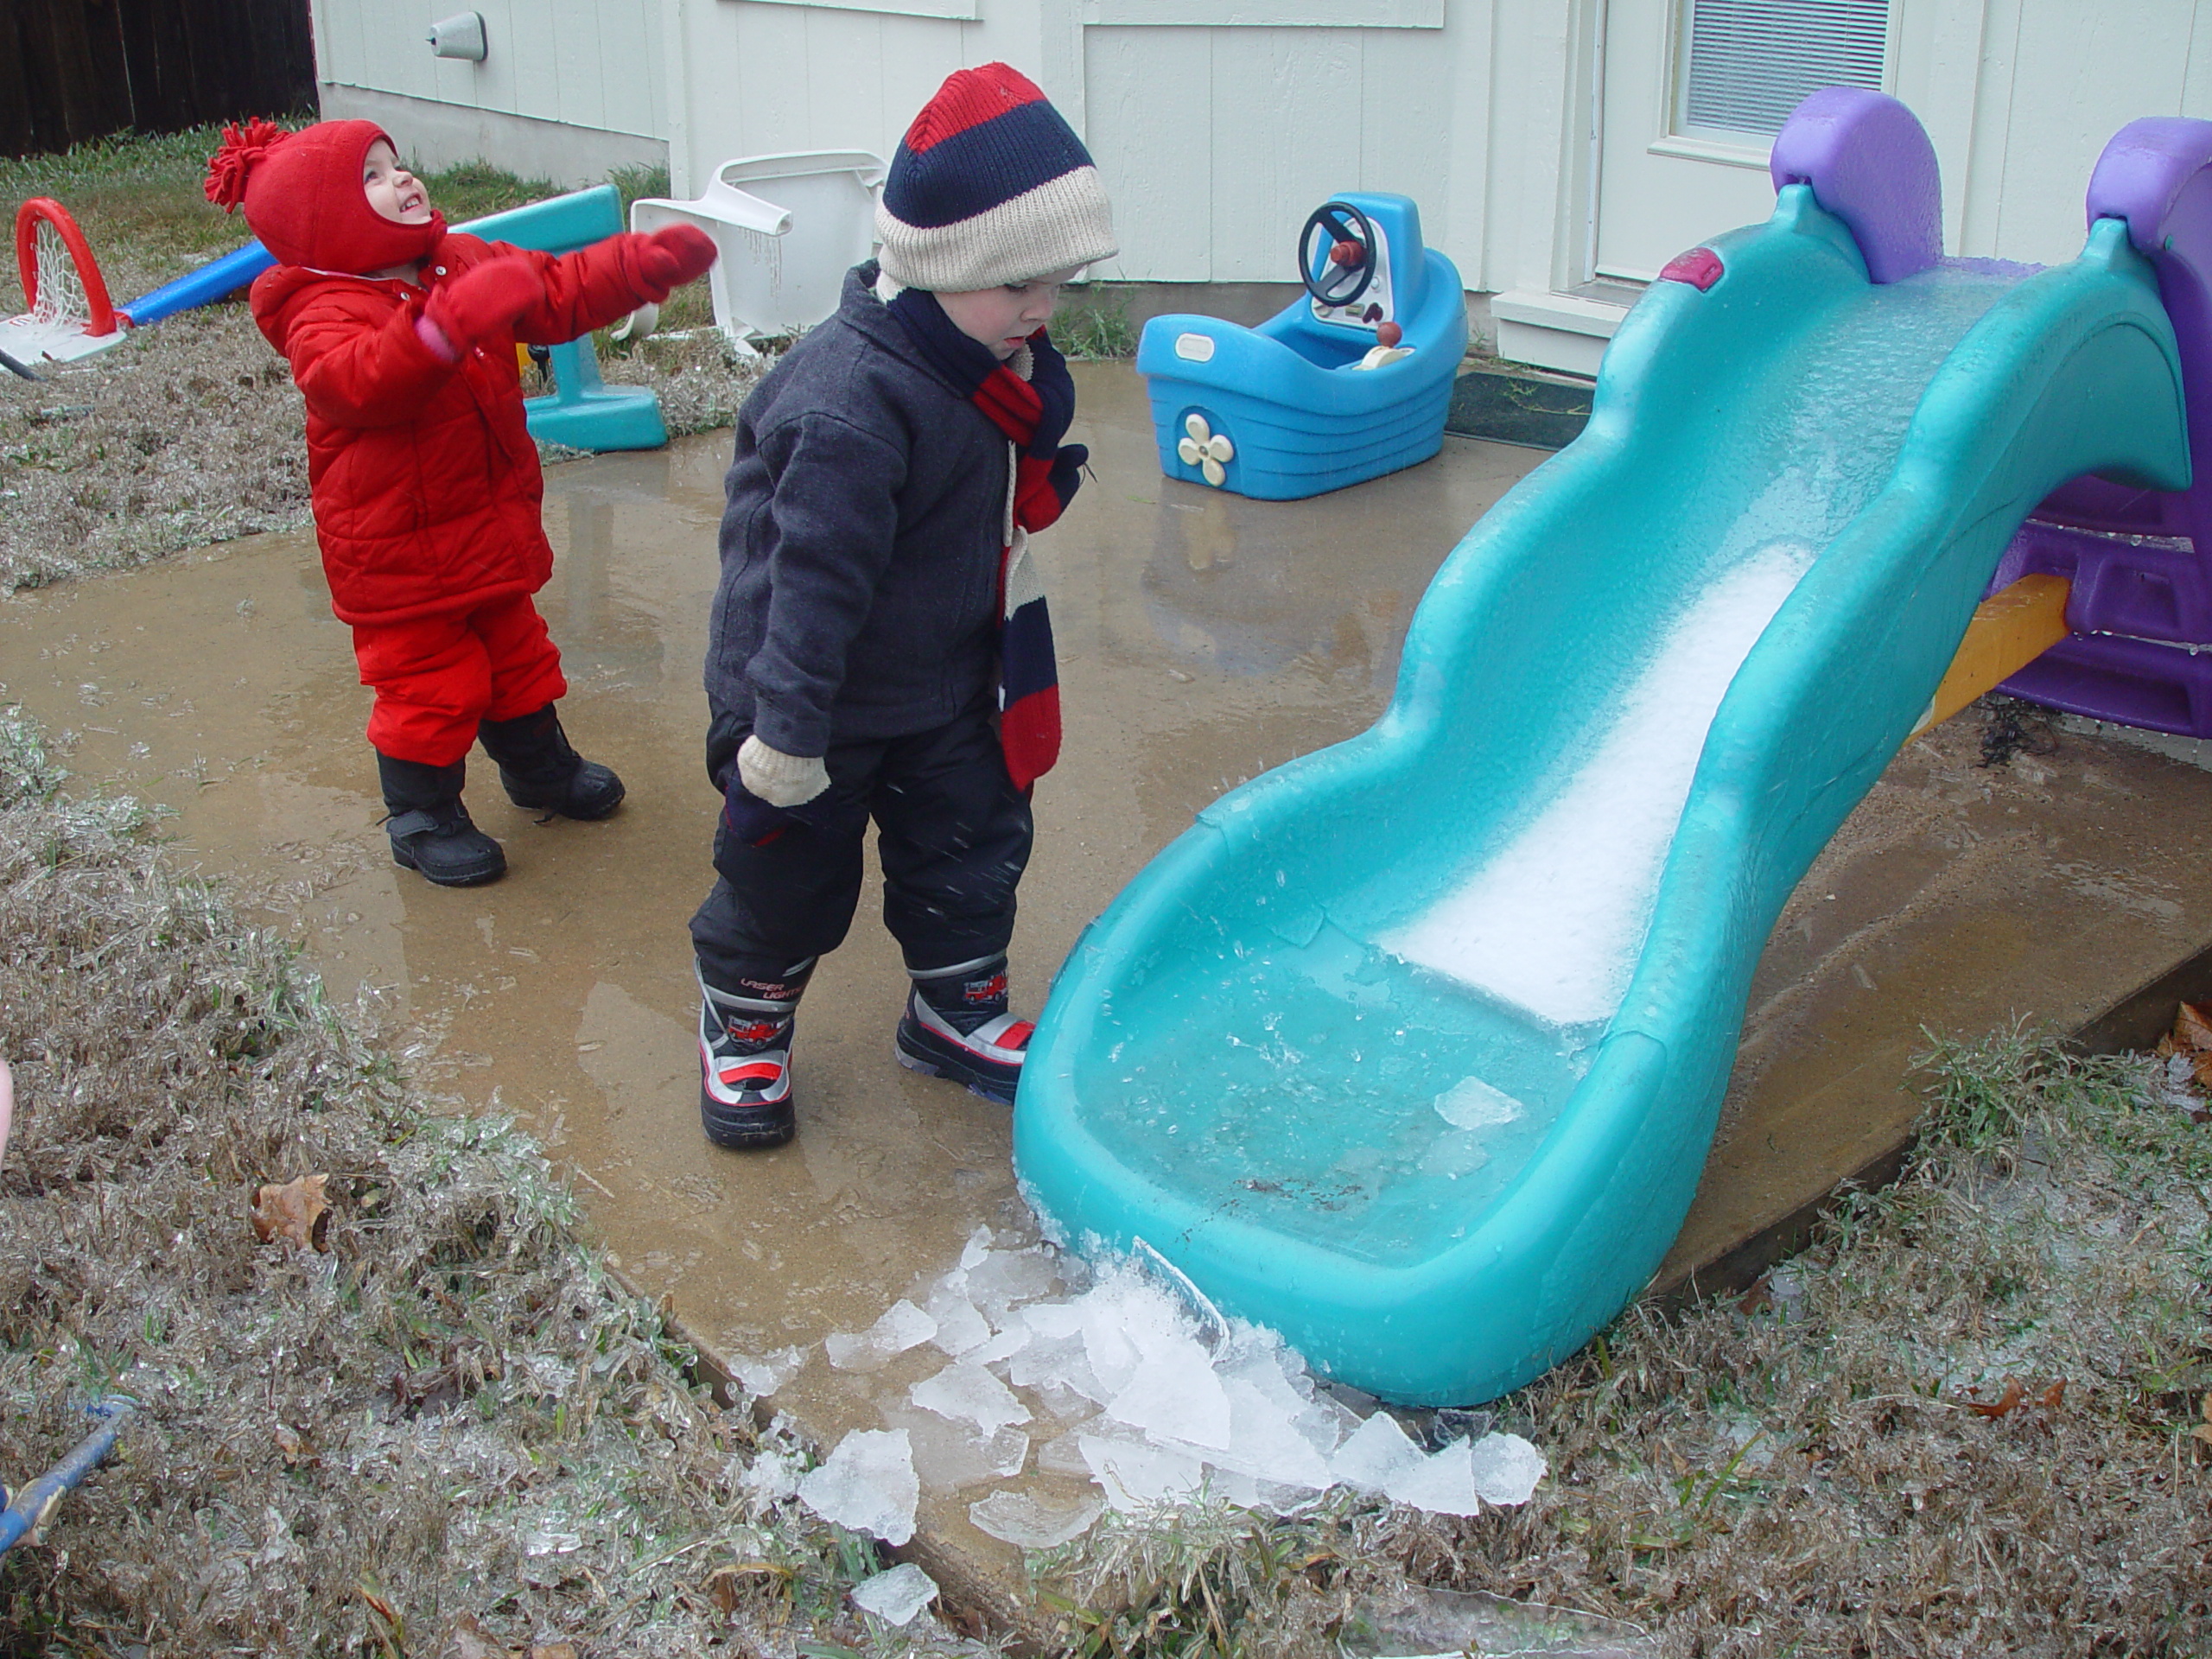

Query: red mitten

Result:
[423,257,542,359]
[635,224,719,296]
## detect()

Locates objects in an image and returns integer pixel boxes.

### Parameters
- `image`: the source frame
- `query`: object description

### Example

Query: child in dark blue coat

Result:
[690,63,1115,1148]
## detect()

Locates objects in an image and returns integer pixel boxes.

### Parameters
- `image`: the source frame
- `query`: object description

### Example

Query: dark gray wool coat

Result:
[704,262,1014,759]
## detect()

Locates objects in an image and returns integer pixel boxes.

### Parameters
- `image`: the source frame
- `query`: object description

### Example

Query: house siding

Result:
[313,0,665,147]
[309,0,2212,306]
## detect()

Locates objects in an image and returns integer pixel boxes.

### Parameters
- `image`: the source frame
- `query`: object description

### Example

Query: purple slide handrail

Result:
[2082,118,2212,556]
[1770,87,1943,284]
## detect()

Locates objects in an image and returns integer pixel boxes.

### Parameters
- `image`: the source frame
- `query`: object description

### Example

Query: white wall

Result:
[1945,0,2212,265]
[310,0,2212,305]
[658,1,983,180]
[315,0,666,137]
[313,0,670,182]
[1083,21,1470,283]
[649,0,1520,293]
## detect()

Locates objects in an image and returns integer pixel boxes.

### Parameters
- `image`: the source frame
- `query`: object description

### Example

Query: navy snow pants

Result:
[690,696,1034,991]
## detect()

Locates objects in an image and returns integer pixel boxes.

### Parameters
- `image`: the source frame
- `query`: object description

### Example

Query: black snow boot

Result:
[698,959,816,1149]
[895,952,1032,1104]
[377,753,506,887]
[477,702,626,820]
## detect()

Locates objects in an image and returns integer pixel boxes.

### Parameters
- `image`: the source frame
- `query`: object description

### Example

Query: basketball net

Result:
[1,200,128,365]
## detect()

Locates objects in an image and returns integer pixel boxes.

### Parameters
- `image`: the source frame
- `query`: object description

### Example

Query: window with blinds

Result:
[1675,0,1891,140]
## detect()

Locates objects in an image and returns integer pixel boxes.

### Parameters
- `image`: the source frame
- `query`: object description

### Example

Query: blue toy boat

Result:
[1135,194,1466,501]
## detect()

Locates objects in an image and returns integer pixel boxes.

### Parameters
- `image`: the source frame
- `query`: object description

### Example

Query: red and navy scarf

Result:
[888,286,1085,790]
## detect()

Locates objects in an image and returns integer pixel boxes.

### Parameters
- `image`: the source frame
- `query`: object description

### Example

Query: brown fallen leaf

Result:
[251,1173,330,1251]
[2192,1392,2212,1448]
[272,1421,316,1469]
[2036,1378,2066,1411]
[2175,1001,2212,1054]
[447,1612,516,1659]
[448,1614,512,1659]
[702,1560,794,1616]
[526,1645,579,1659]
[1963,1377,2026,1418]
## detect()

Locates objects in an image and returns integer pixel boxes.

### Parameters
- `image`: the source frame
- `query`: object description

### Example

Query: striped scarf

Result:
[887,286,1085,791]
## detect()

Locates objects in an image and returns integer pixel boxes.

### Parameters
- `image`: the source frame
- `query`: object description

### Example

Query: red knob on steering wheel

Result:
[1300,202,1376,308]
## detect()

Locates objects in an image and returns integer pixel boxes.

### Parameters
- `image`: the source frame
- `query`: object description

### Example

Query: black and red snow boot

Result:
[478,702,626,820]
[697,960,814,1149]
[894,953,1033,1105]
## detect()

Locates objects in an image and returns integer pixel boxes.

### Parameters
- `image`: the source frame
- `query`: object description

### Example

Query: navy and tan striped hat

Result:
[875,63,1117,292]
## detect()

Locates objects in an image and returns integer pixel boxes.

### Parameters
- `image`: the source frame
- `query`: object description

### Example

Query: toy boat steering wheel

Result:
[1300,201,1376,308]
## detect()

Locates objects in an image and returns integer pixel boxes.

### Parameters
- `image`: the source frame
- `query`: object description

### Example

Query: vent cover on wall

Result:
[1676,0,1891,139]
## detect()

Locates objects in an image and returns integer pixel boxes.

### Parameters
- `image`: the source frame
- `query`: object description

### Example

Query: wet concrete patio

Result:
[8,360,2212,1623]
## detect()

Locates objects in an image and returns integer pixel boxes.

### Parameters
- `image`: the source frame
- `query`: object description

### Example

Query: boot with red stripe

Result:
[697,960,814,1149]
[894,952,1033,1104]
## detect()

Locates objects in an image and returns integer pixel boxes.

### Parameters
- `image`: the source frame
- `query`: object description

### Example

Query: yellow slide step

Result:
[1911,573,2072,736]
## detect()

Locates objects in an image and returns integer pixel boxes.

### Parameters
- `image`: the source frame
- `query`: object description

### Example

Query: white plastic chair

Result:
[629,151,887,355]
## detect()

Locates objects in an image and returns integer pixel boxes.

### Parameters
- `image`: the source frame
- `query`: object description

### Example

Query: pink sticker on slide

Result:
[1658,247,1725,291]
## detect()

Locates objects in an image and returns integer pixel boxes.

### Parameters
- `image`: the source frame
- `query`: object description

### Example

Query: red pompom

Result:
[203,118,289,213]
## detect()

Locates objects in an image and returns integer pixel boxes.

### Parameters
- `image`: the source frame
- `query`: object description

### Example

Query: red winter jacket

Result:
[252,231,664,626]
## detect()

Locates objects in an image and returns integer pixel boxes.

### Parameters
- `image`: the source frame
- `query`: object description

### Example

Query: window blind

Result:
[1677,0,1890,138]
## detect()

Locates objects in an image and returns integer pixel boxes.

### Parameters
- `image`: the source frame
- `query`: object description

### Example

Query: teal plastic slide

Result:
[1014,93,2196,1405]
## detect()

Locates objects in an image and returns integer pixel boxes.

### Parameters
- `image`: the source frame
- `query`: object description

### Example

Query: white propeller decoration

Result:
[1176,412,1235,487]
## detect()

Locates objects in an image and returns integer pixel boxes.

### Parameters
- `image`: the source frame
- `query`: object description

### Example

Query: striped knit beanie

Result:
[875,63,1116,292]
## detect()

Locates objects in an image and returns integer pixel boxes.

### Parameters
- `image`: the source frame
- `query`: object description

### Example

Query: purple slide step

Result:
[2001,632,2212,740]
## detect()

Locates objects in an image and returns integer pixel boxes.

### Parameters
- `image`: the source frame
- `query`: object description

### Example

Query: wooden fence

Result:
[3,0,317,159]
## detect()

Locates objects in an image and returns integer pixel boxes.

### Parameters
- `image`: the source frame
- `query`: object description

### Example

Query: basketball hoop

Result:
[0,198,130,366]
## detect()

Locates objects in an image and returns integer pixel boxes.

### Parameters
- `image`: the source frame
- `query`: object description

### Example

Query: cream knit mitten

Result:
[737,734,830,809]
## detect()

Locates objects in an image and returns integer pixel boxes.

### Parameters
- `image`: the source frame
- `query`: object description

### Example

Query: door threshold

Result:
[1491,287,1634,377]
[1569,276,1648,308]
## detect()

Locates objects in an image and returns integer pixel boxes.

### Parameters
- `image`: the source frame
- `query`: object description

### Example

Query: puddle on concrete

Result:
[0,363,1541,1566]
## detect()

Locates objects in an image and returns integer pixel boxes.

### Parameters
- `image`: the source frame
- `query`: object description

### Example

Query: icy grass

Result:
[1024,1024,2209,1657]
[0,130,760,595]
[0,702,988,1657]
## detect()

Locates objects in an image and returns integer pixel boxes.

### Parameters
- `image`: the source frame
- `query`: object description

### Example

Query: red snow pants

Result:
[352,594,569,766]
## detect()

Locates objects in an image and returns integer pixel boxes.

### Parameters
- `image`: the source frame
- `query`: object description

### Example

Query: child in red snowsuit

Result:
[206,119,716,886]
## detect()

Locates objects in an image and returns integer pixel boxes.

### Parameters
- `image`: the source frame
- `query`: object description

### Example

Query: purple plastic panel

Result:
[2032,472,2190,537]
[1989,518,2211,642]
[2000,632,2212,739]
[1770,88,1943,284]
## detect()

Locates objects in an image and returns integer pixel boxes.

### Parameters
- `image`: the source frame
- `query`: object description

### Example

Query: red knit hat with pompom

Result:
[205,118,445,274]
